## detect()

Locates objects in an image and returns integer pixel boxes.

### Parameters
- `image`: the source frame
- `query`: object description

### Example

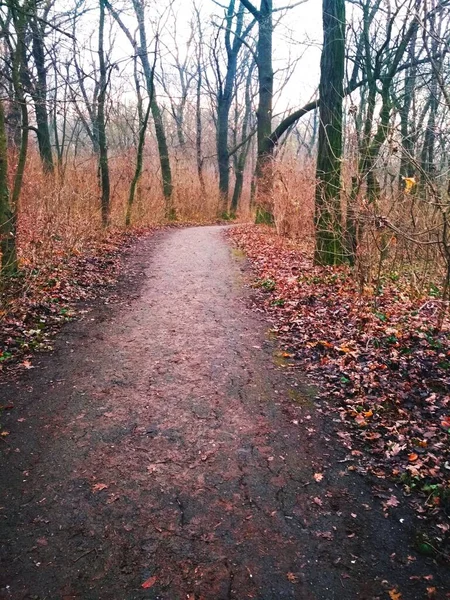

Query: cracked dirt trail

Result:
[1,226,448,600]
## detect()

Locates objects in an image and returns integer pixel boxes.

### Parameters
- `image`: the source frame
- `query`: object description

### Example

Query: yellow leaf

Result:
[402,176,416,194]
[389,589,402,600]
[0,431,10,437]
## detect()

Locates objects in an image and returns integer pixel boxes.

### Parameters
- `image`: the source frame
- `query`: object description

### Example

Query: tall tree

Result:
[28,0,55,174]
[0,98,16,273]
[212,0,254,213]
[314,0,346,265]
[97,0,110,227]
[240,0,274,216]
[105,0,174,219]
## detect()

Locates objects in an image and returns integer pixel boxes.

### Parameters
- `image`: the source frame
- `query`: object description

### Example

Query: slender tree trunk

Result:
[196,63,205,193]
[0,99,16,274]
[314,0,346,265]
[216,1,246,214]
[231,58,254,213]
[399,29,417,181]
[97,0,110,227]
[126,99,152,226]
[132,0,174,218]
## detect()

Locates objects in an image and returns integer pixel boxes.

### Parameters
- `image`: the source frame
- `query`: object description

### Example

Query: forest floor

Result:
[0,225,449,600]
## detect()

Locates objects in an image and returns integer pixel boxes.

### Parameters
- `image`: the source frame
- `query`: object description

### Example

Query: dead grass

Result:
[14,151,220,274]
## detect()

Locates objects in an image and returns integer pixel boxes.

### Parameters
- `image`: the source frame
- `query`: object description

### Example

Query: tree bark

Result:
[131,0,174,218]
[29,1,54,175]
[97,0,110,227]
[0,99,16,274]
[314,0,346,266]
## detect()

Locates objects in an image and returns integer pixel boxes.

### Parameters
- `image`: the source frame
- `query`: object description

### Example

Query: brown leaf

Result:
[92,483,108,492]
[383,495,400,509]
[389,589,402,600]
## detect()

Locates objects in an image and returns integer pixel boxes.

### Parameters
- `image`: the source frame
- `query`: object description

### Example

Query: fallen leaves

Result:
[0,231,141,376]
[313,472,323,482]
[227,225,450,555]
[389,589,402,600]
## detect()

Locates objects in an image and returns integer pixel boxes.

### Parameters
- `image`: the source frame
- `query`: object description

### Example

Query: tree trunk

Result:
[399,28,417,181]
[216,1,246,214]
[0,99,16,274]
[132,0,174,219]
[254,0,274,213]
[30,4,54,175]
[196,61,205,193]
[314,0,346,266]
[97,0,110,227]
[126,98,152,226]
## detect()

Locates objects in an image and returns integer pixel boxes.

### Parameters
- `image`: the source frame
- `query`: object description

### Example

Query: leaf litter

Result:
[228,225,450,558]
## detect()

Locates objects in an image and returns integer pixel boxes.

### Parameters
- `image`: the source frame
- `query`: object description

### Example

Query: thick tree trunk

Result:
[30,5,54,175]
[254,0,274,215]
[240,0,274,221]
[314,0,346,266]
[217,99,231,209]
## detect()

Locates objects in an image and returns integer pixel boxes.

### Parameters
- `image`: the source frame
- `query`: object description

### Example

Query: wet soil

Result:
[0,226,449,599]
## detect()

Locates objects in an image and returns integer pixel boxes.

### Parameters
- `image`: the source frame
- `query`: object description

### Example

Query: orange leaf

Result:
[92,483,108,492]
[389,589,402,600]
[286,572,298,583]
[142,575,157,589]
[408,453,418,462]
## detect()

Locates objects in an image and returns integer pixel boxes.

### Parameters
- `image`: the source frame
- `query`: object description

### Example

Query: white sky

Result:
[65,0,324,115]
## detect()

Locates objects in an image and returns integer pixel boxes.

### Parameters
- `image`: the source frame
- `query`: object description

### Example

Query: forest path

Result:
[0,226,447,600]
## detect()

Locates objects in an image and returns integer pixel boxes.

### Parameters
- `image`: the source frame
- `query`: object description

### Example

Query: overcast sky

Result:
[69,0,324,114]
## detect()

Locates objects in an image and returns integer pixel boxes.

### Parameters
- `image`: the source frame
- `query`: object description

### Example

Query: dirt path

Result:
[0,226,448,600]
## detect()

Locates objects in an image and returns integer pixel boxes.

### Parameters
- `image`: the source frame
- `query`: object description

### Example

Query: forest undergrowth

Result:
[0,152,224,375]
[228,224,450,560]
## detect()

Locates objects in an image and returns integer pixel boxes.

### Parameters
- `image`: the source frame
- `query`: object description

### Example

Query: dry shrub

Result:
[270,154,446,297]
[272,157,315,242]
[346,183,446,296]
[14,150,220,273]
